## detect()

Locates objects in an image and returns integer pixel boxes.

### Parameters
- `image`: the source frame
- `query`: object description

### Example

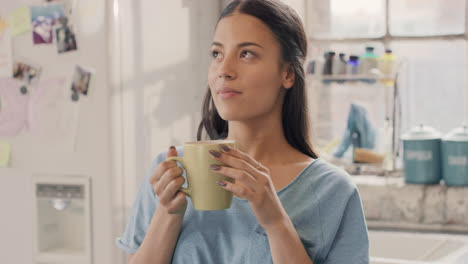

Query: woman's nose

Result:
[218,54,237,80]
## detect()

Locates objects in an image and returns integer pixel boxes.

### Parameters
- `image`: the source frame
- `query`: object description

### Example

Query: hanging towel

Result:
[334,103,376,158]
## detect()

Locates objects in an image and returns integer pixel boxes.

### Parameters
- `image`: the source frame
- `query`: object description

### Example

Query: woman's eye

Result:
[241,50,255,59]
[211,50,223,59]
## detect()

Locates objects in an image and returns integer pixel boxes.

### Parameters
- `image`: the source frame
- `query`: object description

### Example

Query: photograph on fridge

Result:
[71,65,92,97]
[30,4,64,44]
[12,60,42,85]
[56,16,77,53]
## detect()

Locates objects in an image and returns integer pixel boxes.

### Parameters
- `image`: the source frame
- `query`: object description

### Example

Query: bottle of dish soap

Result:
[378,49,397,86]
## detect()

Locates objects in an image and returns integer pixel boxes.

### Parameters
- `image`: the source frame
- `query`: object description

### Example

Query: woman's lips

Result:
[219,91,241,99]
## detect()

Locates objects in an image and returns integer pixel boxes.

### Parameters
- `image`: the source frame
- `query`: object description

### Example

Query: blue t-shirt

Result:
[116,146,369,263]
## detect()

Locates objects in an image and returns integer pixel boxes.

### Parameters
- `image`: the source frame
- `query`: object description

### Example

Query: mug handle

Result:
[166,156,191,197]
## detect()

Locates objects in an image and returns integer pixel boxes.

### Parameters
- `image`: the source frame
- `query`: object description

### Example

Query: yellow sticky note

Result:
[0,141,11,167]
[9,7,31,36]
[0,17,8,34]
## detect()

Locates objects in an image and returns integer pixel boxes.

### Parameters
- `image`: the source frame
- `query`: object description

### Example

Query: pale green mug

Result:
[166,140,237,211]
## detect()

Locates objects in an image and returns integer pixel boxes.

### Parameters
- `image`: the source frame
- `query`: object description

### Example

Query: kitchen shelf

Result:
[306,70,402,174]
[309,73,396,83]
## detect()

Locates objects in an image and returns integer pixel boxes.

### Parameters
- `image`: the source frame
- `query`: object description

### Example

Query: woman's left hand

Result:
[208,144,289,230]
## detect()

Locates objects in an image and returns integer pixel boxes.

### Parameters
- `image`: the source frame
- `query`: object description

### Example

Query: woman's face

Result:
[208,12,294,122]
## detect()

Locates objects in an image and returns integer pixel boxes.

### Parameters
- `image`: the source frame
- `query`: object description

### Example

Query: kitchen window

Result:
[301,0,468,136]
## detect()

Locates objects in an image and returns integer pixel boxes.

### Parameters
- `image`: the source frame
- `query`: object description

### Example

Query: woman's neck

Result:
[224,119,296,166]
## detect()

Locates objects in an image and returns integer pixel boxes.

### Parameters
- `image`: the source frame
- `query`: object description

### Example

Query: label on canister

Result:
[406,150,433,161]
[448,156,468,166]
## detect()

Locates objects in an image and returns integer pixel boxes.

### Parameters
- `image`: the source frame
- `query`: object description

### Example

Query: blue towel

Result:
[334,103,376,158]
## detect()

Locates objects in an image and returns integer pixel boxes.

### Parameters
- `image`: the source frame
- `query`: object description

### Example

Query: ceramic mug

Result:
[166,140,236,210]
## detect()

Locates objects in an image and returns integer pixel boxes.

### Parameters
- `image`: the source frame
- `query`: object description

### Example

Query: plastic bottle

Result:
[332,53,347,83]
[347,55,360,75]
[336,53,347,75]
[332,53,345,75]
[306,56,324,76]
[378,49,397,86]
[323,51,335,75]
[382,117,394,171]
[360,46,378,74]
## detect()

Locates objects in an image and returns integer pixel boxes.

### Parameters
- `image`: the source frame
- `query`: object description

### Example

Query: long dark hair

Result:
[197,0,318,159]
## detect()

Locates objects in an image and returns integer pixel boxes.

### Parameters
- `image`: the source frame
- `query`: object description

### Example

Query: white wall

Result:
[2,1,390,263]
[0,0,221,263]
[0,0,112,263]
[109,0,221,263]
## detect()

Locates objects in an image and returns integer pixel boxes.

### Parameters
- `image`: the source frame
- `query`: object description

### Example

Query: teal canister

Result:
[401,125,442,184]
[442,125,468,186]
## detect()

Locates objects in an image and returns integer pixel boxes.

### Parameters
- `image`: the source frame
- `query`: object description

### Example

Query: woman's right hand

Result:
[149,146,188,216]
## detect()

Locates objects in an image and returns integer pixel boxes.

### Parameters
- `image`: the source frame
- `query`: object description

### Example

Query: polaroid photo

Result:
[56,16,77,53]
[44,0,78,53]
[30,4,65,44]
[71,65,93,98]
[12,60,42,85]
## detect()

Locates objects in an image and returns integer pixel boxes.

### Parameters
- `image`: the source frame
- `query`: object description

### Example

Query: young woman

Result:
[116,1,369,263]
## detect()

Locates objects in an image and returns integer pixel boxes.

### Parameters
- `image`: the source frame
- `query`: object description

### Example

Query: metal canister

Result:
[401,125,442,184]
[442,125,468,186]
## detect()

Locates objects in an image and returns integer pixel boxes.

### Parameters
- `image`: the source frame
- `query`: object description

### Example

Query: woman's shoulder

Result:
[302,158,358,199]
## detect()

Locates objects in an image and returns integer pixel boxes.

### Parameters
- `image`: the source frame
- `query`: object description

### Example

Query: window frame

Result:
[303,0,468,172]
[305,0,468,43]
[304,0,468,129]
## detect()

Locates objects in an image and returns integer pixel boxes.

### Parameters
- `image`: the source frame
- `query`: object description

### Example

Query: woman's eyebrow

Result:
[211,41,264,49]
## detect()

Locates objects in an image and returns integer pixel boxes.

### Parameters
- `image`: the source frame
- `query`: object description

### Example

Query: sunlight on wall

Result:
[120,0,136,84]
[141,0,190,73]
[79,0,105,35]
[121,88,138,208]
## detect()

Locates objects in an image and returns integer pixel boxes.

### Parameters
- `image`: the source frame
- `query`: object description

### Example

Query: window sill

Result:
[353,175,468,233]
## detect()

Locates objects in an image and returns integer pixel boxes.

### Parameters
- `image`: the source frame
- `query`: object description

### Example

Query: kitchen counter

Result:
[353,175,468,233]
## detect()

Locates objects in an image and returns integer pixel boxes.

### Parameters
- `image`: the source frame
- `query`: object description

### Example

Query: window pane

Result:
[391,40,466,134]
[306,40,467,161]
[308,0,386,39]
[390,0,466,36]
[306,42,388,155]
